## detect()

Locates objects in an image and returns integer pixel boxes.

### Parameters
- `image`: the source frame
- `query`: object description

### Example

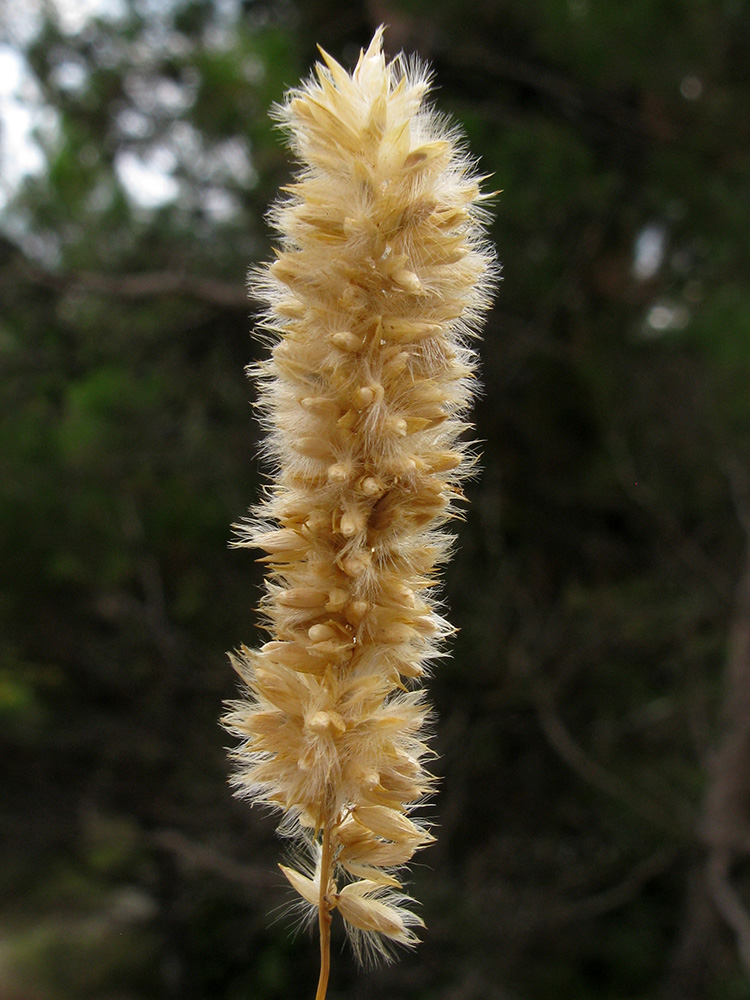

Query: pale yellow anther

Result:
[385,416,408,437]
[307,710,346,734]
[352,383,384,409]
[308,623,338,643]
[352,386,375,408]
[331,331,363,352]
[358,476,386,497]
[341,550,372,577]
[345,600,369,625]
[340,511,365,537]
[327,461,353,484]
[391,268,422,293]
[381,454,417,477]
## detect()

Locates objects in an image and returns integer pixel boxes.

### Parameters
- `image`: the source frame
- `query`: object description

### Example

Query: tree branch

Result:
[21,263,250,309]
[150,828,277,893]
[548,847,678,926]
[707,847,750,974]
[536,686,687,834]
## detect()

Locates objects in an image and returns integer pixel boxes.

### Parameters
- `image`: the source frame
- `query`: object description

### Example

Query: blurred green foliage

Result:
[1,1,750,998]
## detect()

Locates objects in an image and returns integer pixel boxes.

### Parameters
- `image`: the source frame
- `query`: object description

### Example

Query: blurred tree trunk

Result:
[663,495,750,998]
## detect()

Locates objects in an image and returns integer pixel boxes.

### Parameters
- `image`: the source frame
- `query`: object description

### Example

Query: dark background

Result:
[2,1,750,997]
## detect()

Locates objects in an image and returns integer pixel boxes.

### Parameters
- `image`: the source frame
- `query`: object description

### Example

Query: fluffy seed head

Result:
[223,26,496,963]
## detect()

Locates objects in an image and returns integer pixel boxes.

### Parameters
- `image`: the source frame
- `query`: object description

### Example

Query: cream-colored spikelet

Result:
[223,26,495,994]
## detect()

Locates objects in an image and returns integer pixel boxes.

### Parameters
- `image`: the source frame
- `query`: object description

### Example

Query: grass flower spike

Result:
[223,27,496,997]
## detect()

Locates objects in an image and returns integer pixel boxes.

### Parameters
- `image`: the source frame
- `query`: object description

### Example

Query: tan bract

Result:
[223,26,496,975]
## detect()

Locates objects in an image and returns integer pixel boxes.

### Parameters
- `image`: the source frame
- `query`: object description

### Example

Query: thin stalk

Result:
[315,825,333,1000]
